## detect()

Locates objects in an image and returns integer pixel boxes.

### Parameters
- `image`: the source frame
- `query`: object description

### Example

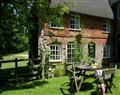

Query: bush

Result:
[54,69,65,77]
[54,64,65,77]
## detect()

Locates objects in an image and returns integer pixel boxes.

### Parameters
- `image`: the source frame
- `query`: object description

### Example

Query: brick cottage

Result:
[38,0,115,65]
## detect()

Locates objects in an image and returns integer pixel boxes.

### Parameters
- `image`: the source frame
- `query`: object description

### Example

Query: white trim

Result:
[66,42,75,63]
[70,14,81,31]
[49,26,64,30]
[49,60,62,62]
[69,28,81,31]
[103,20,111,33]
[49,44,62,62]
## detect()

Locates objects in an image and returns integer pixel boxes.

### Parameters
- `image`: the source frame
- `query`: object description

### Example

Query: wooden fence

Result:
[0,58,41,84]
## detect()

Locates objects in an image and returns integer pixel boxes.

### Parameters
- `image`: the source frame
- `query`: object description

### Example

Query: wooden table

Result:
[70,65,101,92]
[73,65,116,93]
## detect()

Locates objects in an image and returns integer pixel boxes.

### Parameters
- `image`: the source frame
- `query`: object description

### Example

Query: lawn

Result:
[2,51,28,60]
[0,52,120,95]
[0,69,120,95]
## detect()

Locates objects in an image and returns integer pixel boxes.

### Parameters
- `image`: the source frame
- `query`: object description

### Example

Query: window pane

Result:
[67,43,75,62]
[103,20,110,33]
[70,15,80,30]
[49,45,61,61]
[103,45,111,58]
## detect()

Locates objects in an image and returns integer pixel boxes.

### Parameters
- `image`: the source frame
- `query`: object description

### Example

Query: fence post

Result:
[15,58,18,84]
[0,61,1,69]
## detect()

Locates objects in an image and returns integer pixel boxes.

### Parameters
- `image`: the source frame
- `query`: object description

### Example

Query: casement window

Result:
[67,43,75,62]
[49,16,63,29]
[103,20,111,33]
[88,42,96,58]
[49,44,62,62]
[70,14,80,31]
[103,45,111,58]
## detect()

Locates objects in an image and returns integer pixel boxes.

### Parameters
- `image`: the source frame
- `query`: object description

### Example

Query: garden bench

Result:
[103,68,116,93]
[96,68,116,94]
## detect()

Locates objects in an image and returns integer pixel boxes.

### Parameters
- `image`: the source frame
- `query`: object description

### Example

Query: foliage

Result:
[54,64,65,77]
[72,34,83,63]
[48,31,54,37]
[0,1,29,54]
[35,0,70,79]
[82,55,96,65]
[73,34,96,65]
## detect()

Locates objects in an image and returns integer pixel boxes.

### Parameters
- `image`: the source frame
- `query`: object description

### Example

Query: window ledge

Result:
[103,31,110,34]
[69,28,81,32]
[49,27,64,30]
[49,60,62,63]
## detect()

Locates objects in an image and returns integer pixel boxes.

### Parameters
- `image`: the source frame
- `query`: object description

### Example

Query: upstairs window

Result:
[103,45,111,58]
[49,16,63,29]
[49,44,62,62]
[70,14,80,31]
[103,20,111,33]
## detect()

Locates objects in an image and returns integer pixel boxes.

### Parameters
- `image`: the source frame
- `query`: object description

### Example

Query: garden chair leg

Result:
[74,76,84,92]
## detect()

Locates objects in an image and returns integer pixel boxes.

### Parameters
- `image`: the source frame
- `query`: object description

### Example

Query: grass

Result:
[0,69,120,95]
[1,51,28,69]
[0,52,120,95]
[2,51,28,60]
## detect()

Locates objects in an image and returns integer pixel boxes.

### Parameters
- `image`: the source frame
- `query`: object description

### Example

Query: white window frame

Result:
[49,16,63,29]
[70,14,80,31]
[103,45,111,58]
[67,43,75,63]
[103,20,111,33]
[49,44,62,62]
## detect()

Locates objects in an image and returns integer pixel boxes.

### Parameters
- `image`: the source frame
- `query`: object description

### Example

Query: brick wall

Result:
[39,13,114,64]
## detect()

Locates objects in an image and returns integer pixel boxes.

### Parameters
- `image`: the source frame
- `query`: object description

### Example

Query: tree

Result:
[28,0,70,79]
[29,0,69,58]
[0,0,71,79]
[0,0,29,55]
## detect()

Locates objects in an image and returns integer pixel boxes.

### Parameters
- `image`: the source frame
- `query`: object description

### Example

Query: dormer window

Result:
[103,20,111,33]
[49,16,63,29]
[70,14,80,31]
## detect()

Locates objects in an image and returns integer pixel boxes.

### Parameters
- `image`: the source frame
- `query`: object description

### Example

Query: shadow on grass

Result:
[91,91,98,95]
[60,82,73,95]
[60,82,94,95]
[0,80,49,94]
[80,82,94,91]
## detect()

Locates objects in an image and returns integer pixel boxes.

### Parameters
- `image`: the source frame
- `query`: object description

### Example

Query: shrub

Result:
[54,64,65,77]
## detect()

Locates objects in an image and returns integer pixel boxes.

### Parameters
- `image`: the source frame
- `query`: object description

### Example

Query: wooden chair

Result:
[96,68,116,95]
[66,64,83,92]
[103,68,116,93]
